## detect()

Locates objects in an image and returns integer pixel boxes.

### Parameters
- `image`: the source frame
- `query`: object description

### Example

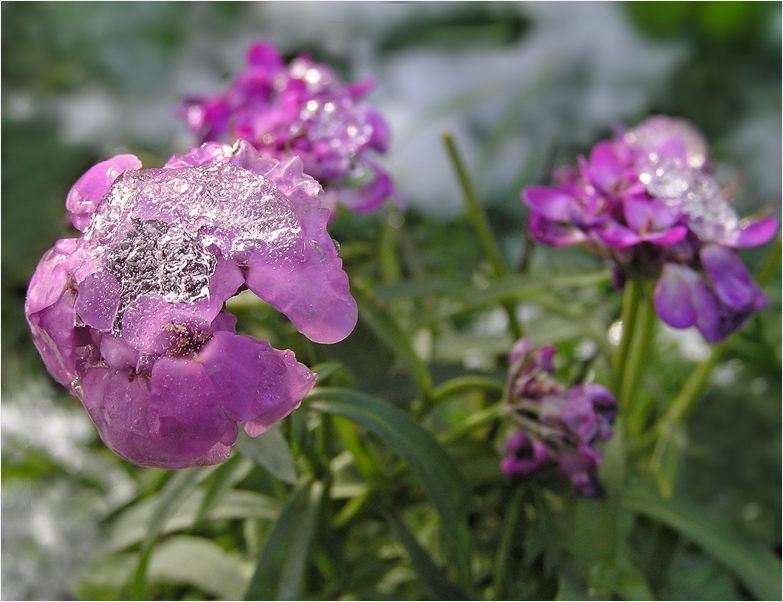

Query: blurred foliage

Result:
[2,2,780,601]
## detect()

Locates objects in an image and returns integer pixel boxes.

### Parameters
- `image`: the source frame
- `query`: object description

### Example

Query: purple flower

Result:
[500,431,551,478]
[26,141,358,469]
[521,115,777,342]
[502,339,617,498]
[180,41,400,214]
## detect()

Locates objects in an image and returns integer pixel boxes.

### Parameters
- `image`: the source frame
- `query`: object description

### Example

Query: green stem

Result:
[492,487,525,599]
[619,286,657,412]
[429,375,506,405]
[443,131,524,340]
[612,278,641,396]
[438,402,504,446]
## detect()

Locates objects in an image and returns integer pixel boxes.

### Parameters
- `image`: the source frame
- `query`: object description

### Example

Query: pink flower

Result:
[502,339,617,498]
[180,41,400,214]
[521,115,777,342]
[26,141,357,469]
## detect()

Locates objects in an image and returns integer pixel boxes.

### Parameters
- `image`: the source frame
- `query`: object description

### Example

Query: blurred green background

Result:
[2,2,780,600]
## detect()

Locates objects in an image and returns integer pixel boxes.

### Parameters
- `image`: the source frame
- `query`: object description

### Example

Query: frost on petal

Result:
[74,271,121,332]
[66,154,142,231]
[25,239,79,315]
[27,142,358,470]
[731,216,778,248]
[25,239,88,388]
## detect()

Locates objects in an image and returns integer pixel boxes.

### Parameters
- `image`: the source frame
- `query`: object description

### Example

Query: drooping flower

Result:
[521,115,777,343]
[26,140,358,469]
[180,41,399,214]
[501,338,617,498]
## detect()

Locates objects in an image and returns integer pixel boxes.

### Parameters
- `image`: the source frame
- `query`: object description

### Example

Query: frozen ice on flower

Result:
[180,40,399,214]
[501,338,617,498]
[26,140,357,469]
[521,115,777,343]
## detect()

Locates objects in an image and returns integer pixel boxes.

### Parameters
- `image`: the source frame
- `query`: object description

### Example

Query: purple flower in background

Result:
[521,115,777,342]
[180,41,399,214]
[501,339,617,498]
[26,140,358,469]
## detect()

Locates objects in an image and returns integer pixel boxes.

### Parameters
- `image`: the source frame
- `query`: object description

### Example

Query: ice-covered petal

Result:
[121,294,174,355]
[197,331,315,424]
[245,252,358,344]
[25,238,78,315]
[731,216,778,248]
[79,367,232,469]
[74,271,121,332]
[66,155,142,231]
[148,356,231,458]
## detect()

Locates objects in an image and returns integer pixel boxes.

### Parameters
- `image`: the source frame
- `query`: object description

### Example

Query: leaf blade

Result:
[243,480,324,601]
[623,487,782,601]
[308,388,474,588]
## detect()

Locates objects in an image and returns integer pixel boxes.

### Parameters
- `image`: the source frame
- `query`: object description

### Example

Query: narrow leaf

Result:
[308,388,474,587]
[149,535,251,600]
[623,487,782,601]
[354,287,433,394]
[243,480,324,600]
[195,454,254,524]
[130,468,206,600]
[235,426,297,484]
[386,512,471,600]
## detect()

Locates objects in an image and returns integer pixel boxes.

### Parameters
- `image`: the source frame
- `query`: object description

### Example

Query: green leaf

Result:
[386,512,471,600]
[130,468,207,600]
[195,454,254,524]
[308,388,474,588]
[413,271,610,328]
[354,287,433,394]
[623,487,782,601]
[109,488,282,552]
[243,480,324,600]
[311,361,344,383]
[235,426,297,484]
[148,535,252,600]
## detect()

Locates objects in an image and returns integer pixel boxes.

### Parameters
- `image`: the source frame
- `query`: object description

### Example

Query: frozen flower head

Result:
[26,141,358,469]
[502,339,617,498]
[180,41,399,214]
[521,115,777,343]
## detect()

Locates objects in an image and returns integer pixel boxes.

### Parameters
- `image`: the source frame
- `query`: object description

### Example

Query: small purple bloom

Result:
[502,339,617,498]
[500,431,551,478]
[180,41,400,214]
[26,141,357,469]
[521,115,777,342]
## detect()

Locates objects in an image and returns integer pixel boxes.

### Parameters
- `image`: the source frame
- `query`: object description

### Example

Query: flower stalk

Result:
[443,131,524,340]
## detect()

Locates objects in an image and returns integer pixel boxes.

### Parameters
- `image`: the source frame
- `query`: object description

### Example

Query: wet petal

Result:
[66,155,142,231]
[732,216,778,248]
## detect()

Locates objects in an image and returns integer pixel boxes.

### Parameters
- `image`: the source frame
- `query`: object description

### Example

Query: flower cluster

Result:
[501,339,617,498]
[522,116,777,343]
[180,41,398,214]
[25,140,358,469]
